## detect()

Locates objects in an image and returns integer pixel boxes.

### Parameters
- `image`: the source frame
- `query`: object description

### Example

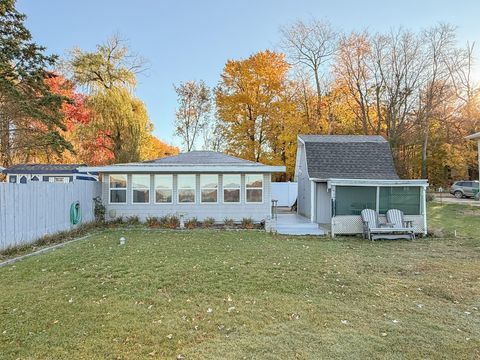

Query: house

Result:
[2,164,98,184]
[466,131,480,183]
[78,151,285,222]
[294,135,428,236]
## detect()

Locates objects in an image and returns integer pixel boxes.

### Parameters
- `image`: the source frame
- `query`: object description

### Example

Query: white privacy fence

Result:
[0,181,101,251]
[271,182,298,207]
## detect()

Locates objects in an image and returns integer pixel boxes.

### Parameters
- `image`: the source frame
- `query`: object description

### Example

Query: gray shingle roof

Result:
[2,164,86,174]
[301,135,399,180]
[144,151,262,166]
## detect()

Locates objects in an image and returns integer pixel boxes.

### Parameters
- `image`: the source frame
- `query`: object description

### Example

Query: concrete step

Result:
[276,226,326,235]
[276,229,323,235]
[276,223,320,229]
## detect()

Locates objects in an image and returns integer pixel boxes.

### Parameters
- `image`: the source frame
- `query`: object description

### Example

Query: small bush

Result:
[241,217,254,229]
[106,217,124,227]
[223,218,235,228]
[203,217,215,228]
[158,216,169,228]
[165,215,179,229]
[125,216,141,226]
[93,196,105,222]
[185,217,198,229]
[146,216,159,228]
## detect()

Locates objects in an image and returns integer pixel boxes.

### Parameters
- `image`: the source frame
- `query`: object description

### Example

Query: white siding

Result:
[0,181,101,251]
[296,143,311,218]
[315,182,331,224]
[102,173,272,223]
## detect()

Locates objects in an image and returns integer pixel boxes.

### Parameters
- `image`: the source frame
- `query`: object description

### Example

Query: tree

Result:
[69,35,146,91]
[69,36,154,163]
[335,31,376,135]
[140,134,179,161]
[280,19,337,120]
[0,0,71,166]
[81,87,151,163]
[417,24,461,178]
[216,50,292,162]
[173,80,211,151]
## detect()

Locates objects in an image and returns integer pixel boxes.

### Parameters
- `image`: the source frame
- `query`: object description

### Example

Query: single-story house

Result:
[295,135,428,236]
[79,151,285,222]
[2,164,98,184]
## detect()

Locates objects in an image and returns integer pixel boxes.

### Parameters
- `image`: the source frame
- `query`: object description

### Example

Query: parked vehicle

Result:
[450,180,480,198]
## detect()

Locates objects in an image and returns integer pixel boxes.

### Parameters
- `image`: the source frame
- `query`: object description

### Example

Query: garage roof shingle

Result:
[300,135,399,180]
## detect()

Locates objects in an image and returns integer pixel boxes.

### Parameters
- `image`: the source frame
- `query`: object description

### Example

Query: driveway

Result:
[432,193,480,206]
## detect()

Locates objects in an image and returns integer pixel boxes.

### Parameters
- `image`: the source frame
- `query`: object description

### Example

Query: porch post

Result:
[310,180,315,223]
[422,186,428,235]
[331,185,336,238]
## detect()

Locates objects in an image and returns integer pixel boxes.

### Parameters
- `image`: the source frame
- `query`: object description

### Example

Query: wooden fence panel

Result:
[0,181,101,251]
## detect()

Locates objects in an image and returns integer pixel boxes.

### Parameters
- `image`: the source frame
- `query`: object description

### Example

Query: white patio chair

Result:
[386,209,415,240]
[361,208,414,241]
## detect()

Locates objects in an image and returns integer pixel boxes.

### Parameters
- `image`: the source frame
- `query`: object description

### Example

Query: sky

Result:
[17,0,480,147]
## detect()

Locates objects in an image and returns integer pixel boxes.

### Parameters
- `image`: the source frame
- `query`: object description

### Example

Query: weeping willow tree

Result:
[69,35,151,163]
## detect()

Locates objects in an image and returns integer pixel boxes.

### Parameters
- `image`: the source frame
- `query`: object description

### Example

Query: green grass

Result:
[0,205,479,359]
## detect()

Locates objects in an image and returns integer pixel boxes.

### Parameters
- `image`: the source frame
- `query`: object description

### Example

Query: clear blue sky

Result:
[18,0,480,147]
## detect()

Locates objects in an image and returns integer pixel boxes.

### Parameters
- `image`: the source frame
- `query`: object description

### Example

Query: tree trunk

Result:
[0,119,12,167]
[421,124,429,179]
[313,68,322,120]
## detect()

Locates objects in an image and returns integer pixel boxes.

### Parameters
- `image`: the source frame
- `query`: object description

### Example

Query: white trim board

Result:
[79,165,285,173]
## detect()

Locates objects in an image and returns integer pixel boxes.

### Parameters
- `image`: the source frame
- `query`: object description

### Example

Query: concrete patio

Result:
[275,211,326,236]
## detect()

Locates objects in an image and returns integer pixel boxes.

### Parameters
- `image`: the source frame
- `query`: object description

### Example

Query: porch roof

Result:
[321,178,429,187]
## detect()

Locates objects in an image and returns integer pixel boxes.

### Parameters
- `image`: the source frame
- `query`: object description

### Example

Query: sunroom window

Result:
[245,174,263,203]
[223,174,241,203]
[379,187,420,215]
[335,186,376,215]
[178,174,196,203]
[110,174,127,203]
[200,174,218,203]
[154,175,173,203]
[132,175,150,203]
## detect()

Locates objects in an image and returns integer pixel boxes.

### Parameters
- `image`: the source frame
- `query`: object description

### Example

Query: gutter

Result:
[78,165,286,173]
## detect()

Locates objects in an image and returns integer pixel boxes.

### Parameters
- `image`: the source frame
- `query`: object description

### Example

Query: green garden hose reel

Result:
[70,201,82,225]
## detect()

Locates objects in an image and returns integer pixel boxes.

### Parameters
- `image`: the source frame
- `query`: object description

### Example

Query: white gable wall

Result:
[296,142,311,219]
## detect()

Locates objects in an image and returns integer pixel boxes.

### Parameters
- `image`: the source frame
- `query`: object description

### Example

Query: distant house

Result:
[294,135,428,236]
[79,151,285,222]
[2,164,97,184]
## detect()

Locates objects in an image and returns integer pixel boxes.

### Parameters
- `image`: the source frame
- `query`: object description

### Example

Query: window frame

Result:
[245,174,264,204]
[334,185,377,216]
[109,174,128,204]
[177,174,197,204]
[154,174,173,204]
[200,174,219,204]
[222,174,241,204]
[131,174,151,204]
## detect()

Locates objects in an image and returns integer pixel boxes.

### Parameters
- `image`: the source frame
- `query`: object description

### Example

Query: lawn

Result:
[0,204,479,359]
